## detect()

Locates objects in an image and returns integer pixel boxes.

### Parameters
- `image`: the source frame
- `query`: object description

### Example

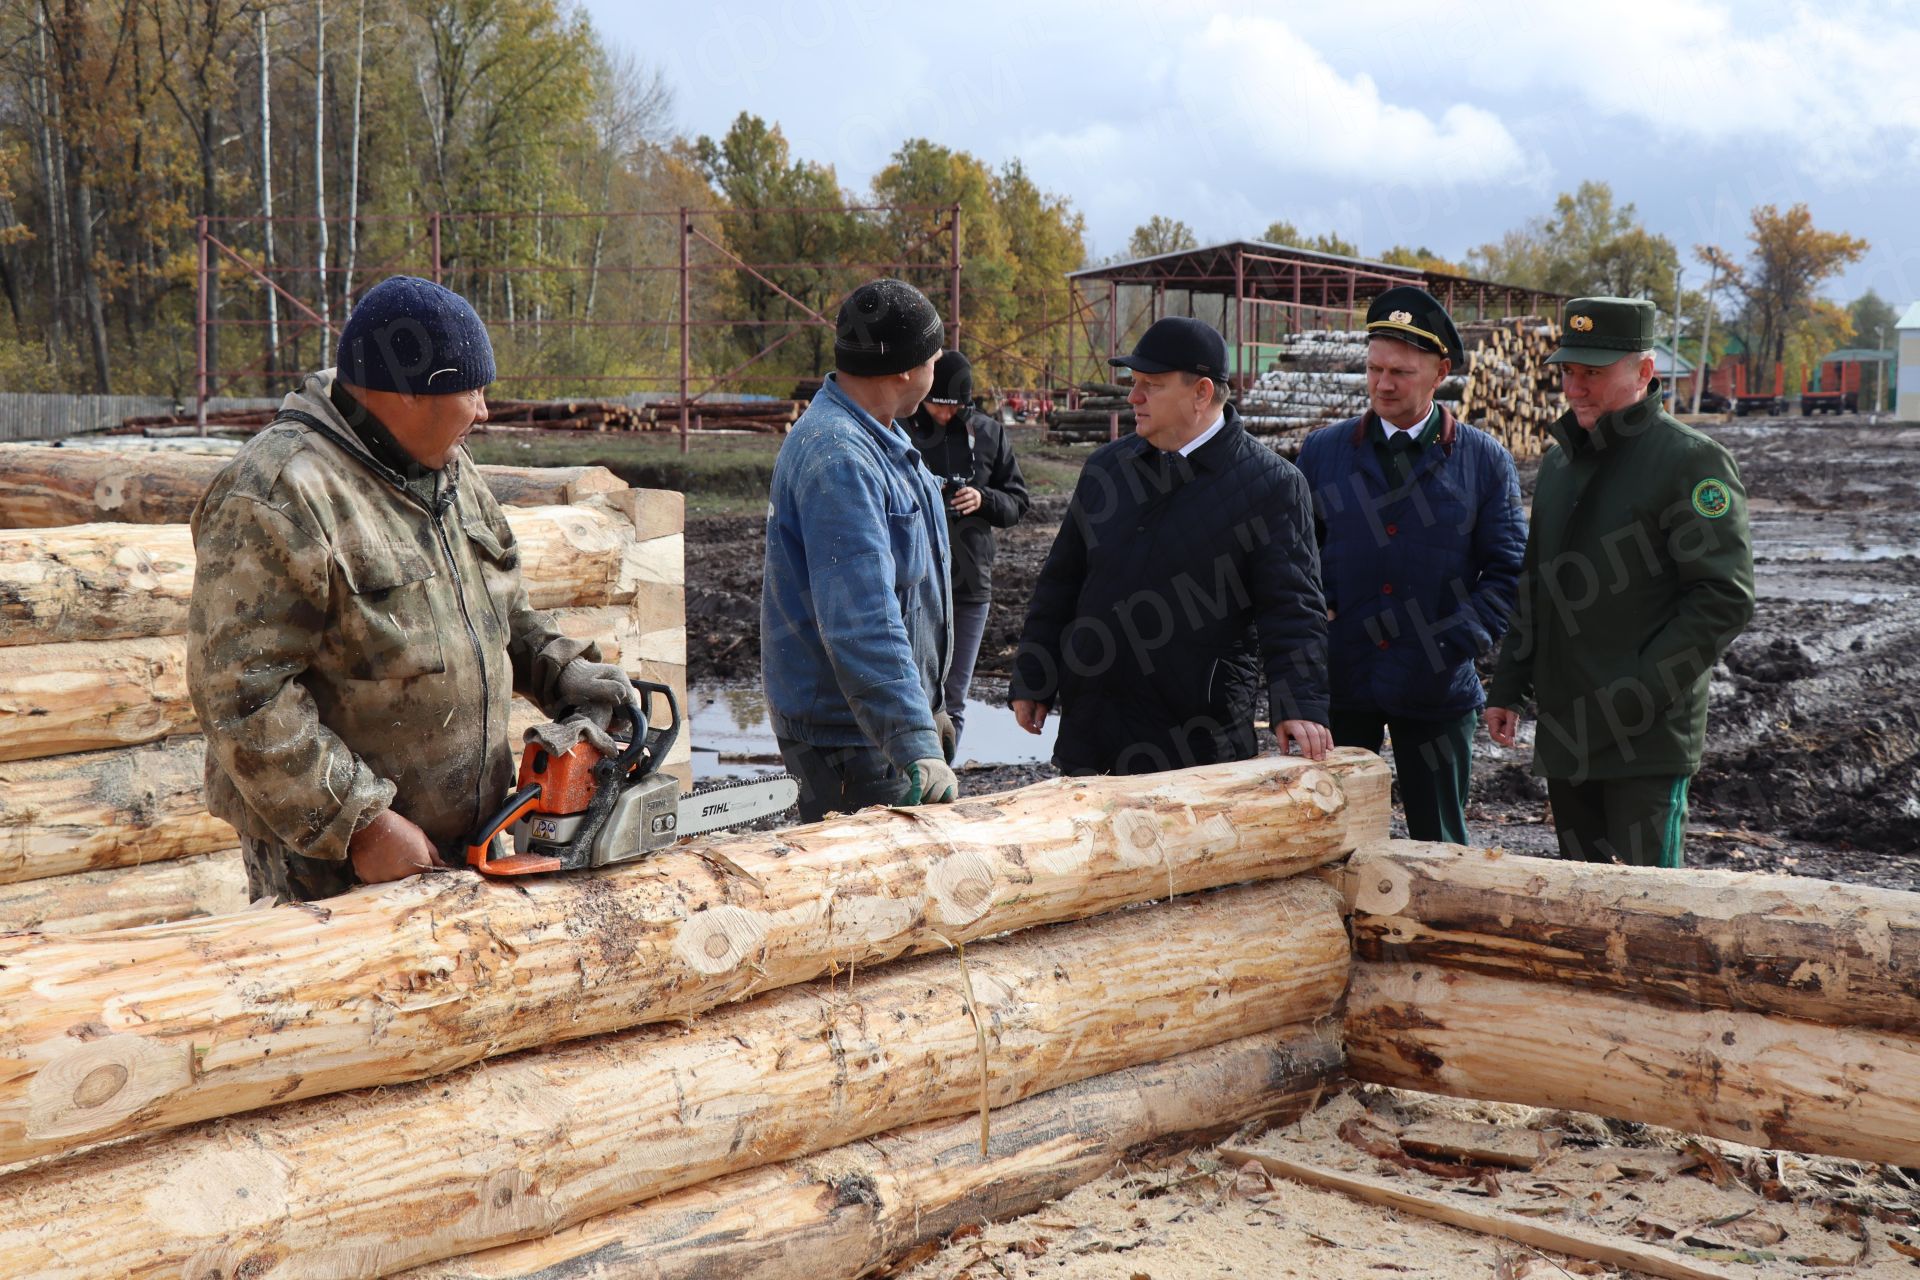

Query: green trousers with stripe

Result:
[1546,775,1691,868]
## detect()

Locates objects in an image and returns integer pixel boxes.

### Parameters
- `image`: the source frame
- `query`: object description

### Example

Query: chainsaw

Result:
[465,680,798,877]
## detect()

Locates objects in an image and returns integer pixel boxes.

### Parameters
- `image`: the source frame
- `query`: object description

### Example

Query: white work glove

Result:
[905,757,959,806]
[554,656,635,731]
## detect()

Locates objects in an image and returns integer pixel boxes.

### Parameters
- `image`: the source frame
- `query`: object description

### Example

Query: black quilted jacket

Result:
[1012,404,1330,775]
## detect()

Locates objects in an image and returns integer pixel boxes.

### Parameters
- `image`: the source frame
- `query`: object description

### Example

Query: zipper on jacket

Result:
[431,505,493,841]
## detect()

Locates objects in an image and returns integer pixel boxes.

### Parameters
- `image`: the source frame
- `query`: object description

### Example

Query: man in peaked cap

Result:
[762,278,959,822]
[1012,315,1332,774]
[188,276,636,901]
[1487,297,1754,867]
[1295,285,1527,844]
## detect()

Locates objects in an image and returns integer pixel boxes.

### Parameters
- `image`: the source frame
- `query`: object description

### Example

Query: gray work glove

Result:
[554,656,635,731]
[934,708,957,765]
[905,757,959,806]
[525,713,621,760]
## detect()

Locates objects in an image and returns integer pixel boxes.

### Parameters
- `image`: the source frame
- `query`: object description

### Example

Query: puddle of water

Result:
[690,682,1057,780]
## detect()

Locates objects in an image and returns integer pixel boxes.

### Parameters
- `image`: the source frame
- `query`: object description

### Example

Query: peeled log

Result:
[0,849,247,934]
[0,879,1350,1278]
[402,1023,1344,1280]
[0,740,234,885]
[0,445,627,527]
[1345,963,1920,1167]
[0,606,683,764]
[0,635,193,762]
[0,503,680,646]
[0,751,1387,1167]
[1345,841,1920,1034]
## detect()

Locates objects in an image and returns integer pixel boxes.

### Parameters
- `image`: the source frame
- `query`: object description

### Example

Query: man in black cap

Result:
[1295,285,1527,843]
[1488,297,1754,867]
[1011,315,1331,774]
[187,276,635,900]
[906,350,1031,752]
[763,278,960,821]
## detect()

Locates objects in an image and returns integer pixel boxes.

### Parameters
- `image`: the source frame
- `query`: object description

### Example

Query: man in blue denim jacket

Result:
[762,279,958,822]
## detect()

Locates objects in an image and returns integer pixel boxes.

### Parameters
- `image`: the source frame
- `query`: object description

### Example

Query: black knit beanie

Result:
[925,349,972,405]
[336,275,496,395]
[834,279,944,376]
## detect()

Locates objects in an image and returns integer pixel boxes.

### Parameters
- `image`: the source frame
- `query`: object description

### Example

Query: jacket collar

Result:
[1548,379,1665,457]
[1134,402,1244,474]
[279,370,461,511]
[821,373,921,464]
[1350,402,1458,452]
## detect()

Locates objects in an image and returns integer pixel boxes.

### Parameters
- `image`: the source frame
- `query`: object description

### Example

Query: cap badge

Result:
[1389,310,1413,325]
[1569,314,1594,332]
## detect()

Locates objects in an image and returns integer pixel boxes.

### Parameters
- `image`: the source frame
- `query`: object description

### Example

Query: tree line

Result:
[0,1,1881,404]
[1130,183,1879,404]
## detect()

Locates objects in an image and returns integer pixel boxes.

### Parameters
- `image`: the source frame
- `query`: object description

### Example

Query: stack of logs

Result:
[1044,381,1134,443]
[0,444,688,935]
[1338,841,1920,1169]
[0,753,1387,1276]
[1241,320,1565,458]
[117,398,805,436]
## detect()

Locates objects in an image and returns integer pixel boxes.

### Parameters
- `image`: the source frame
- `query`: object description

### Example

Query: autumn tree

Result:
[1467,181,1677,299]
[1128,215,1196,258]
[1707,204,1868,393]
[1261,221,1358,258]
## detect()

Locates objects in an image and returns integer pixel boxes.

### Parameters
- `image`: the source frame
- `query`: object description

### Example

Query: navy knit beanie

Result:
[336,276,496,394]
[834,279,943,377]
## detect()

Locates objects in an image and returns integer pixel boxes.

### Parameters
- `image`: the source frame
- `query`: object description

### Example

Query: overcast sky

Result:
[585,0,1920,313]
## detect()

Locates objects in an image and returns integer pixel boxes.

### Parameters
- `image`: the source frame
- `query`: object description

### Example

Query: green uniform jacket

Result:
[187,370,595,868]
[1488,385,1754,781]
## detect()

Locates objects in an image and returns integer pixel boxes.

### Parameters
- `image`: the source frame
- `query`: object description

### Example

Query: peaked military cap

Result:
[1364,285,1464,367]
[1547,296,1658,366]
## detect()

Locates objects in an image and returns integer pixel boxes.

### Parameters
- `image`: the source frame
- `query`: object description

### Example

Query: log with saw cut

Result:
[465,681,797,876]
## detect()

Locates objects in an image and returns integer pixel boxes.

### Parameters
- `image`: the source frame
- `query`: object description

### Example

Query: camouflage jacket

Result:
[187,369,594,869]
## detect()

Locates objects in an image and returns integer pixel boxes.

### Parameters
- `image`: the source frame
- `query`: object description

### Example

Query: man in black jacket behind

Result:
[1011,317,1331,774]
[906,350,1031,751]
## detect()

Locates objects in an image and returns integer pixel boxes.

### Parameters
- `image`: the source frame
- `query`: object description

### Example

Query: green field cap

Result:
[1546,296,1657,366]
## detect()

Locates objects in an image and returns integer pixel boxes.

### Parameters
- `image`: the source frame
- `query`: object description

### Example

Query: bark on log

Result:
[0,880,1350,1277]
[1344,841,1920,1034]
[0,503,681,647]
[1345,963,1920,1167]
[0,752,1385,1169]
[0,740,234,885]
[0,446,629,527]
[400,1024,1344,1280]
[0,849,247,934]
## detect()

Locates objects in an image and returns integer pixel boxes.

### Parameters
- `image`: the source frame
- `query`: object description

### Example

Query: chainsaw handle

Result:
[626,680,681,776]
[466,782,543,870]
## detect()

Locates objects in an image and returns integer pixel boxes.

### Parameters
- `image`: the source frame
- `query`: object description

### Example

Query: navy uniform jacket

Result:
[1296,407,1527,720]
[1012,404,1329,775]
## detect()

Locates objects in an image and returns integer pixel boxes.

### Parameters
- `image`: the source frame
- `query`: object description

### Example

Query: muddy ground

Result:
[687,416,1920,890]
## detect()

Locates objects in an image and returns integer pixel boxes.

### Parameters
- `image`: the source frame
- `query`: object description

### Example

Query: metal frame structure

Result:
[1063,240,1564,393]
[195,204,963,452]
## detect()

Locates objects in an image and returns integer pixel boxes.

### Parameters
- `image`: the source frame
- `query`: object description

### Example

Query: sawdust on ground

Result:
[893,1087,1920,1279]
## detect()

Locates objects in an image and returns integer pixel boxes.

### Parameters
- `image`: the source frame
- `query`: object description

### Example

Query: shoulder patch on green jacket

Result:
[1691,477,1732,519]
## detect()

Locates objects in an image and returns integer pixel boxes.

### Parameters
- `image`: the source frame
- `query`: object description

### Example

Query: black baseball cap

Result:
[1109,316,1229,379]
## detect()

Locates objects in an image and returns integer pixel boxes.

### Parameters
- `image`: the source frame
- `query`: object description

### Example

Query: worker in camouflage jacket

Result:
[1487,297,1755,868]
[187,276,635,902]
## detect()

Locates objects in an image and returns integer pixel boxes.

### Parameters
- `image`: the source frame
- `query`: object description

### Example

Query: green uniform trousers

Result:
[1546,775,1691,868]
[1329,708,1478,846]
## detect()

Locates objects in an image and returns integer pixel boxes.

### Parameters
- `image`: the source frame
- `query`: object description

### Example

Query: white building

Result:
[1897,302,1920,420]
